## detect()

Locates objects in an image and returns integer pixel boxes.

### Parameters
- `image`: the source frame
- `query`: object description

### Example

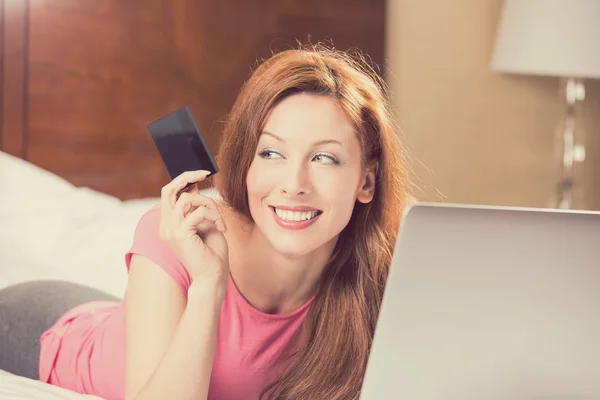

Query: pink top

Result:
[39,205,313,400]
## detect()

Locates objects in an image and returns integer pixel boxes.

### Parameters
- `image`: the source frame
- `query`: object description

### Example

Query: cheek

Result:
[246,163,261,206]
[246,162,276,207]
[319,174,360,219]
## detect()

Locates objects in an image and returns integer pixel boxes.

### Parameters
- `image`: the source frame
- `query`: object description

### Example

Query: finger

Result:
[174,170,211,193]
[174,192,193,217]
[175,183,200,212]
[172,171,211,205]
[174,193,220,217]
[175,183,201,211]
[184,206,226,233]
[187,183,200,195]
[161,170,211,208]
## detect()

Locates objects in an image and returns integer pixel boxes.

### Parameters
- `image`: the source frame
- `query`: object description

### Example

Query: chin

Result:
[265,227,342,260]
[266,234,319,259]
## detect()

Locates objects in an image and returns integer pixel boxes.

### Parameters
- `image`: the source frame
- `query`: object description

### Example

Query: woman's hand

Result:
[158,170,229,293]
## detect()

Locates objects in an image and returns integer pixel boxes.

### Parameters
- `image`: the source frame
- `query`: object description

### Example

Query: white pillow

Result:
[0,151,221,297]
[0,150,75,194]
[0,151,155,295]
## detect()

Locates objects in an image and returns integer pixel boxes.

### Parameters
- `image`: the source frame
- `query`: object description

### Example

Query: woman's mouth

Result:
[269,206,323,230]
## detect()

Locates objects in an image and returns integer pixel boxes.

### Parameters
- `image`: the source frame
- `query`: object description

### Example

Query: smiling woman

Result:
[0,43,413,400]
[213,44,414,399]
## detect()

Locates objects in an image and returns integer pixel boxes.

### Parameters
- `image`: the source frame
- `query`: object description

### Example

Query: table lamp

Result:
[490,0,600,209]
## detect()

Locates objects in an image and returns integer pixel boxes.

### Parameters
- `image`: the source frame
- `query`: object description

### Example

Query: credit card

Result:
[147,106,219,182]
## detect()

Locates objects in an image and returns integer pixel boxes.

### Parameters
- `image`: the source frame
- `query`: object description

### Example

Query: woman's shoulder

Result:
[136,202,161,227]
[126,203,192,294]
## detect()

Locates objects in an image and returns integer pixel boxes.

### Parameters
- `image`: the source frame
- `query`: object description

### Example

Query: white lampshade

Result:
[491,0,600,79]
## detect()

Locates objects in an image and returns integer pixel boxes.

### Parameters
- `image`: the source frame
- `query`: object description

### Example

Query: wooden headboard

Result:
[0,0,384,200]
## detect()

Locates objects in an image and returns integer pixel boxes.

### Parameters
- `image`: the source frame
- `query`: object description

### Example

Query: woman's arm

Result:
[125,255,222,400]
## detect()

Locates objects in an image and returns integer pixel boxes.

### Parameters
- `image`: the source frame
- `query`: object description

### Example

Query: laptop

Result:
[360,203,600,400]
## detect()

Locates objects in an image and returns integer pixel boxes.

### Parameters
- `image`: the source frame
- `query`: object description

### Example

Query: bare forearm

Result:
[132,284,223,400]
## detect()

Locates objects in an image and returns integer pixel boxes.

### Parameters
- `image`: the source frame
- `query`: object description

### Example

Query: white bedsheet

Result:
[0,370,102,400]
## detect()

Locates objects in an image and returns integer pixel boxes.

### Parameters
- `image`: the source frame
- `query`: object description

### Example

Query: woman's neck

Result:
[229,222,336,315]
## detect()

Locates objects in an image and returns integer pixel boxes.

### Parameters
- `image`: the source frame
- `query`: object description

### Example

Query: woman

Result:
[0,44,412,400]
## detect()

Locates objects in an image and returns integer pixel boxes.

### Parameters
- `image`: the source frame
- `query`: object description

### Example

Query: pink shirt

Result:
[39,205,313,400]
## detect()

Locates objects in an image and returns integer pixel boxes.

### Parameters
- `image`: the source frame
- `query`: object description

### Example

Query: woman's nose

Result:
[280,163,312,196]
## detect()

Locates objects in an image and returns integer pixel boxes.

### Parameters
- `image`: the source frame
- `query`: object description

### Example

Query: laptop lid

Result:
[360,203,600,400]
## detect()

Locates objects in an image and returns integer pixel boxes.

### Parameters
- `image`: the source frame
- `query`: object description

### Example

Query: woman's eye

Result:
[258,150,339,164]
[258,149,282,159]
[313,153,340,165]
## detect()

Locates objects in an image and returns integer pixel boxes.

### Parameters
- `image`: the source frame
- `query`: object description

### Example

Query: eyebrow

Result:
[261,131,343,147]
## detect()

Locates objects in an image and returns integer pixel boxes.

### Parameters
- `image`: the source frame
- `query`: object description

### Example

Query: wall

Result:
[0,0,385,200]
[385,0,600,210]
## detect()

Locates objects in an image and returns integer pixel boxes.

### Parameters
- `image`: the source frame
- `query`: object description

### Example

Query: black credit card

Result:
[147,106,219,181]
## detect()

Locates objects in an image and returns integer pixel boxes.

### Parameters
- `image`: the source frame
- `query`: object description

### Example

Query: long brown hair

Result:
[214,43,412,400]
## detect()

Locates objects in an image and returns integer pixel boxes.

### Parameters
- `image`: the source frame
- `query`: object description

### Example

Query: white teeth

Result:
[274,208,319,222]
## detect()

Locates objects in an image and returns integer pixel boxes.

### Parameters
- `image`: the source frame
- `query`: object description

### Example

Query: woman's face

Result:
[246,92,375,257]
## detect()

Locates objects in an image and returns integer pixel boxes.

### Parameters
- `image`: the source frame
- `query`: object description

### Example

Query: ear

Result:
[357,168,376,204]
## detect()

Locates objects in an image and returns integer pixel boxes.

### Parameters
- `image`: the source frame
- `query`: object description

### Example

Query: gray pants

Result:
[0,280,119,380]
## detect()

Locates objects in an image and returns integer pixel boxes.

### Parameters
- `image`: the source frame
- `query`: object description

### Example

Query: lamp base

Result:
[556,77,586,210]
